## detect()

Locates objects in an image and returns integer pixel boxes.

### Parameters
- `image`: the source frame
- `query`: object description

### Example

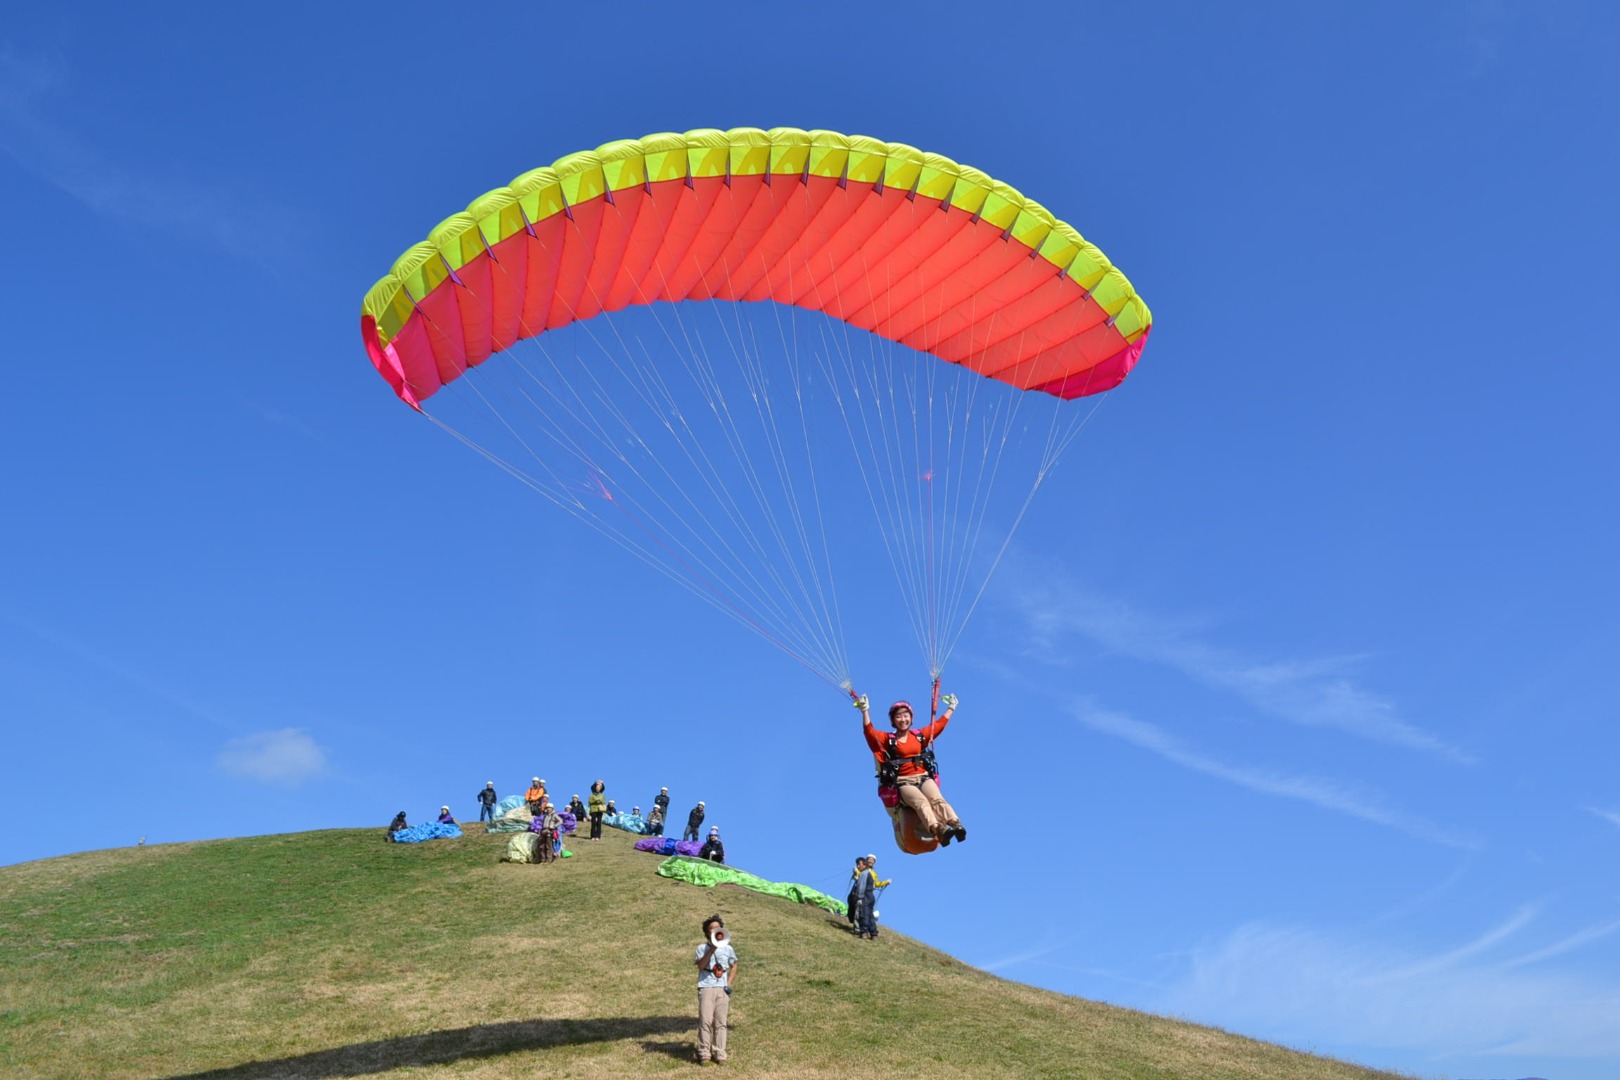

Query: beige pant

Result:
[896,776,957,836]
[697,986,730,1062]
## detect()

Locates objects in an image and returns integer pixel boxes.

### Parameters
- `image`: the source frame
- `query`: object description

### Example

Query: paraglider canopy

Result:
[362,127,1150,411]
[357,127,1152,692]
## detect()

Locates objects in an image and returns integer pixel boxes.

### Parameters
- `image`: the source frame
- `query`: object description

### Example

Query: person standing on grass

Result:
[852,854,889,940]
[536,800,561,864]
[525,777,547,815]
[654,786,671,818]
[846,855,868,929]
[477,781,498,822]
[693,915,737,1066]
[683,801,706,842]
[588,781,607,840]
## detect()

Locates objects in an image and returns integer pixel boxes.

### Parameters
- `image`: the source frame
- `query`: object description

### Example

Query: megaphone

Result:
[708,927,729,948]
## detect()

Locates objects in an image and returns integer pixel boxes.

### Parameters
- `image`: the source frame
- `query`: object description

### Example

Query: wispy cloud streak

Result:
[1157,916,1620,1061]
[1591,807,1620,830]
[1010,573,1471,762]
[0,45,299,267]
[0,605,230,730]
[1073,702,1479,848]
[1503,916,1620,970]
[979,938,1077,973]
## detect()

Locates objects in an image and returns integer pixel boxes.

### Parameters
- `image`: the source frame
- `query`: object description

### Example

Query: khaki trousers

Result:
[697,986,730,1062]
[896,776,957,835]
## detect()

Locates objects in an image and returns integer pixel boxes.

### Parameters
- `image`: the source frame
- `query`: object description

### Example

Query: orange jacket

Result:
[525,784,547,804]
[863,714,950,777]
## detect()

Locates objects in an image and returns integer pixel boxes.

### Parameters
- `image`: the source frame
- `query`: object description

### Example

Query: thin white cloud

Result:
[0,45,299,267]
[1156,918,1620,1063]
[216,728,327,785]
[0,605,229,730]
[1591,807,1620,830]
[1010,573,1472,762]
[1503,917,1620,970]
[247,402,326,444]
[1373,905,1539,981]
[979,938,1076,973]
[1073,701,1479,849]
[1457,0,1507,75]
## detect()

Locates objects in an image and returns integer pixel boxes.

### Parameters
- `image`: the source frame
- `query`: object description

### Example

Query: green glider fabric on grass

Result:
[656,856,847,916]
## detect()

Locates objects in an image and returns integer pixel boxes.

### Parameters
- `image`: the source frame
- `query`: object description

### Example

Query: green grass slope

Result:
[0,825,1410,1079]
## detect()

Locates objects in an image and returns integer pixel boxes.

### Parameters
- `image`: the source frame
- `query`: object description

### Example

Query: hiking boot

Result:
[938,829,952,847]
[953,824,968,843]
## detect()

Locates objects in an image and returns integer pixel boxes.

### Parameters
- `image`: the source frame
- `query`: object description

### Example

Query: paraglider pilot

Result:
[684,801,706,842]
[857,693,967,845]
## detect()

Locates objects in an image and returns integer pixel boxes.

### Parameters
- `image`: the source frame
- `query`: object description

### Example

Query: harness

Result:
[876,730,939,785]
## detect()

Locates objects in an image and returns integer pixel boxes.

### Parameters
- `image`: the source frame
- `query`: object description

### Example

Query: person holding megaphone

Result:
[693,915,738,1066]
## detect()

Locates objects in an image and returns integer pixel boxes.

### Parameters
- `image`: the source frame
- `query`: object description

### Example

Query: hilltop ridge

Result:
[0,824,1411,1079]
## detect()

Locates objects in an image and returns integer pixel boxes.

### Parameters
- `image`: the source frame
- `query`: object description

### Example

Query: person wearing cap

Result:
[845,855,868,927]
[856,692,967,845]
[683,801,707,842]
[693,914,738,1065]
[647,803,667,837]
[525,777,547,816]
[653,786,671,817]
[535,798,561,863]
[851,854,889,939]
[698,827,725,864]
[476,781,499,823]
[436,805,456,825]
[385,810,408,842]
[588,781,607,840]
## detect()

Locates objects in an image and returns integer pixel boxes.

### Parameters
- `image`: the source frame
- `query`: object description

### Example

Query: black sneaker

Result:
[954,824,968,843]
[938,830,953,847]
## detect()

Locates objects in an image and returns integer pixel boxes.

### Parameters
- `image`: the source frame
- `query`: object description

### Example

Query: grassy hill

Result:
[0,824,1411,1079]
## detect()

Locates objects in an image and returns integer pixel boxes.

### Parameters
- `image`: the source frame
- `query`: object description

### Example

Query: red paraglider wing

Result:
[361,128,1152,410]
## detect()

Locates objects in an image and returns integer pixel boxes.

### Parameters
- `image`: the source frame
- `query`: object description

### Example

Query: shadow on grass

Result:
[163,1015,693,1079]
[640,1038,698,1063]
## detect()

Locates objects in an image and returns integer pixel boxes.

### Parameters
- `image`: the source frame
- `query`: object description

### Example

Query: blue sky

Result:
[3,3,1618,1078]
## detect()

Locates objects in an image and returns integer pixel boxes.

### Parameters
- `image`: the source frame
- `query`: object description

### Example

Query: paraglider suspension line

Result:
[595,472,847,693]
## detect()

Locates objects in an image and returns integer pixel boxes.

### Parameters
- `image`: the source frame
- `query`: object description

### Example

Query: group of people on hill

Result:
[388,777,725,862]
